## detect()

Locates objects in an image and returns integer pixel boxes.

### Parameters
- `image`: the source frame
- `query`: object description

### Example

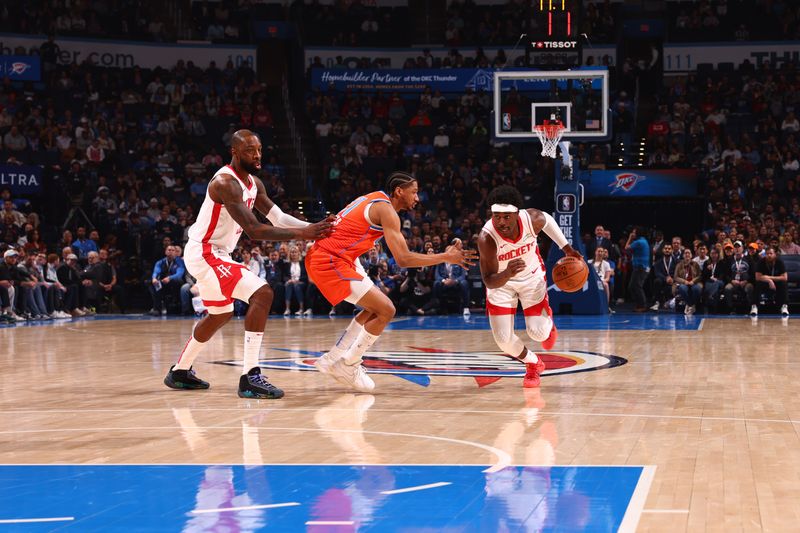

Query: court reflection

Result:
[308,394,395,531]
[481,388,590,532]
[175,408,273,532]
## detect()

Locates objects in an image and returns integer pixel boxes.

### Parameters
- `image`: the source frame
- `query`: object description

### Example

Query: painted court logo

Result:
[609,173,646,194]
[213,347,626,388]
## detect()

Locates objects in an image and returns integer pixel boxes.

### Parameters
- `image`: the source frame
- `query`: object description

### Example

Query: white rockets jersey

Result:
[187,165,258,254]
[481,209,545,283]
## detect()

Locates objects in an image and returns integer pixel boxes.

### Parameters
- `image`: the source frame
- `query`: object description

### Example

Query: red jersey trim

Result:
[225,164,254,190]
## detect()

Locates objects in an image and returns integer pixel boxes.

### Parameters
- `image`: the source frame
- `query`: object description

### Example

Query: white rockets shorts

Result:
[183,239,267,315]
[486,274,549,316]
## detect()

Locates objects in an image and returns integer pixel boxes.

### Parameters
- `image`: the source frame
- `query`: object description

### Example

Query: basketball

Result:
[552,256,589,293]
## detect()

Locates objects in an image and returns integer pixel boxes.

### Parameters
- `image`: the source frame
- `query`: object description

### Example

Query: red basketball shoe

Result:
[523,359,546,388]
[541,323,558,351]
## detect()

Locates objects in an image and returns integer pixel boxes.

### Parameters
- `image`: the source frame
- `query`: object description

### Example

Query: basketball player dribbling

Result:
[307,172,478,392]
[163,130,333,399]
[478,186,582,388]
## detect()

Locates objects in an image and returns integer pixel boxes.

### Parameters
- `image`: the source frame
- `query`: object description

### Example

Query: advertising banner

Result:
[0,164,43,195]
[0,55,40,81]
[305,45,616,70]
[0,33,256,71]
[664,42,800,72]
[311,67,605,93]
[581,169,697,197]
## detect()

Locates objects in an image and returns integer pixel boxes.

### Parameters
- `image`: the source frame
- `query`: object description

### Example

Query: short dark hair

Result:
[384,171,416,197]
[487,185,523,209]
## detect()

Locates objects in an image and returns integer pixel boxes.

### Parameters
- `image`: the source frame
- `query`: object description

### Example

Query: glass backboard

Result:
[493,68,610,140]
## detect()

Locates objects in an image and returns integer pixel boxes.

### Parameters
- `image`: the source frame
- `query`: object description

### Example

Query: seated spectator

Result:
[701,247,728,312]
[263,250,286,314]
[57,253,91,317]
[779,233,800,255]
[723,241,755,315]
[433,260,469,316]
[148,245,185,315]
[754,246,789,317]
[673,249,703,315]
[19,251,51,319]
[41,253,71,318]
[651,243,676,310]
[283,246,308,316]
[83,249,126,313]
[0,249,24,321]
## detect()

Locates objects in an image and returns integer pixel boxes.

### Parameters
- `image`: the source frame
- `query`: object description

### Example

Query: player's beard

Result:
[240,159,261,175]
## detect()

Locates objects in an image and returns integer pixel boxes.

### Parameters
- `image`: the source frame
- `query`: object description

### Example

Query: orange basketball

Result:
[552,256,589,293]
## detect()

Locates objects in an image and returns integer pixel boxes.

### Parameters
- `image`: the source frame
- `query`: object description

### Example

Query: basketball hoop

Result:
[533,119,566,159]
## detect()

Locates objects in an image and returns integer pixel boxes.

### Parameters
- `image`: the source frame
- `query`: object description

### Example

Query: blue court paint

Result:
[0,464,644,532]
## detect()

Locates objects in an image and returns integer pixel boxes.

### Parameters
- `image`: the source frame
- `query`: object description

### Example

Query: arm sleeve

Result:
[266,204,310,229]
[541,212,569,250]
[152,259,162,280]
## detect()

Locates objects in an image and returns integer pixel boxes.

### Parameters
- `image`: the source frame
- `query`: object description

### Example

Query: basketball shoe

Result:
[164,365,210,390]
[238,367,284,399]
[316,354,375,392]
[541,324,558,351]
[523,359,546,388]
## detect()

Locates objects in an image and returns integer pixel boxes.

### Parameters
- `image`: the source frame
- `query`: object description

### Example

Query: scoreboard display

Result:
[526,0,583,69]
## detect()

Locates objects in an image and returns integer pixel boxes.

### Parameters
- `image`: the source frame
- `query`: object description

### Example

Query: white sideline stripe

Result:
[0,426,512,474]
[381,481,451,495]
[306,521,355,526]
[0,517,74,524]
[642,509,689,514]
[618,465,657,533]
[191,502,300,514]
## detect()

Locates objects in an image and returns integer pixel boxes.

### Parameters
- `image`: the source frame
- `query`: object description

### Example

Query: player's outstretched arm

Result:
[373,202,477,268]
[253,178,336,229]
[209,177,332,241]
[528,208,582,259]
[477,231,526,289]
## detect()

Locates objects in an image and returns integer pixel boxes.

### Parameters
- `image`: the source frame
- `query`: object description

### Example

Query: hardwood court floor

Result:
[0,314,798,531]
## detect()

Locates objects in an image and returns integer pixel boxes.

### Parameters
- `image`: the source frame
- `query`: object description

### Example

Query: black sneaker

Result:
[238,367,284,399]
[164,366,210,390]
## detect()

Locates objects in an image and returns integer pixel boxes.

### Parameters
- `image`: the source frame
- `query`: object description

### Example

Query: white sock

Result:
[327,318,364,360]
[521,349,539,365]
[175,334,206,370]
[243,331,264,374]
[343,329,379,365]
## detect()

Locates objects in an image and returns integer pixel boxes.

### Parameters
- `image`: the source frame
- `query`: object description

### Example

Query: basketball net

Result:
[533,119,566,159]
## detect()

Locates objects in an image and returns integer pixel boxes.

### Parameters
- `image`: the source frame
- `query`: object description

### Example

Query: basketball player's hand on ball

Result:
[507,258,527,276]
[445,238,478,268]
[562,244,583,260]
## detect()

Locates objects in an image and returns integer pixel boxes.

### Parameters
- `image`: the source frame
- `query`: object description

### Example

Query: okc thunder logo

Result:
[609,173,646,194]
[213,347,626,388]
[10,62,30,75]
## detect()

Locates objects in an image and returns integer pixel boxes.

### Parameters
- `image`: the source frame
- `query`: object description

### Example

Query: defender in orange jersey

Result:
[306,171,478,392]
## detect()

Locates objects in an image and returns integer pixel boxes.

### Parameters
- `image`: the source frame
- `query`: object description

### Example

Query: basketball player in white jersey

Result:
[478,186,582,388]
[164,130,332,399]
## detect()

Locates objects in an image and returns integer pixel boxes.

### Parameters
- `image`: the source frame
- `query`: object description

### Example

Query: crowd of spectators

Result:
[0,34,292,323]
[585,225,796,318]
[2,3,800,324]
[3,1,177,42]
[669,0,800,42]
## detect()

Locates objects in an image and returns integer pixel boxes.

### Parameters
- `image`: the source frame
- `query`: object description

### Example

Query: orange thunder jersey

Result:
[314,191,391,262]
